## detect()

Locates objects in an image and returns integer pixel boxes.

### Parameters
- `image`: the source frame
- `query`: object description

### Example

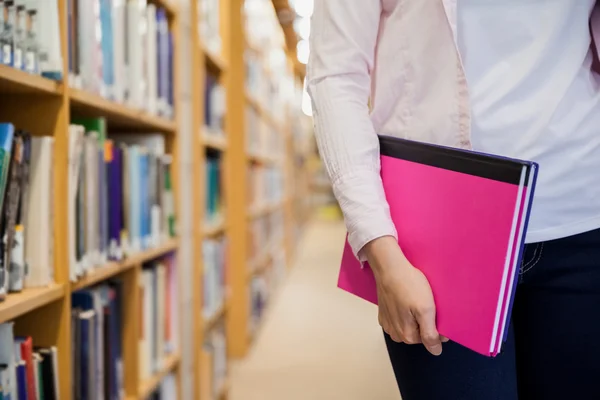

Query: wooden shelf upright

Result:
[0,0,184,399]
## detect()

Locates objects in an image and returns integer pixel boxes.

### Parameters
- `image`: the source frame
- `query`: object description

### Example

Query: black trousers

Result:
[385,227,600,400]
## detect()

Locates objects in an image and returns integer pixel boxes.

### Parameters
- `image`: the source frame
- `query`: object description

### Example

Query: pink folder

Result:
[338,136,537,356]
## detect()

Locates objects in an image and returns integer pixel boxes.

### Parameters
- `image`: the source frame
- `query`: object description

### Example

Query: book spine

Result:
[32,0,62,80]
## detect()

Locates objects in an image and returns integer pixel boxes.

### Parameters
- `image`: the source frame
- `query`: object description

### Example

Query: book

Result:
[67,0,173,113]
[68,126,175,282]
[24,137,54,289]
[139,255,178,381]
[202,237,227,319]
[72,283,124,400]
[31,0,61,79]
[205,155,222,225]
[338,135,538,357]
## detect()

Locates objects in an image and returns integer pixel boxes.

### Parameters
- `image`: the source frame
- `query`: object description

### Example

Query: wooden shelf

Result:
[204,218,226,237]
[203,302,228,333]
[248,201,284,219]
[247,151,281,165]
[203,131,228,151]
[72,239,179,291]
[202,43,228,74]
[138,353,181,399]
[244,91,285,133]
[0,284,65,324]
[69,87,177,132]
[0,64,62,95]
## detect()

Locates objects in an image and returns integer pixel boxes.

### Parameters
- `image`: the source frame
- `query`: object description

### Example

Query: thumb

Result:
[415,307,442,356]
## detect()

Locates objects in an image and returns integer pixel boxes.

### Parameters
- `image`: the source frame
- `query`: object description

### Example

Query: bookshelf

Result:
[190,1,314,397]
[0,0,313,398]
[0,0,184,399]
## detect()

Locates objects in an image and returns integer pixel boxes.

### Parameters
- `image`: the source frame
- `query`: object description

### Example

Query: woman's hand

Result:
[363,236,448,356]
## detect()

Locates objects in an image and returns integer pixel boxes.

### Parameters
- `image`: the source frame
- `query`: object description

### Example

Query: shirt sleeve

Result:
[307,0,397,261]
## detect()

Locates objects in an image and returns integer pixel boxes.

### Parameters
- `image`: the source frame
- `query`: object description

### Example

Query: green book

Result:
[35,353,44,400]
[71,117,107,144]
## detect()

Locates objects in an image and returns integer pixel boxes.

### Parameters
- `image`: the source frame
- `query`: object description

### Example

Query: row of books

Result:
[0,323,59,400]
[247,211,284,262]
[71,281,124,400]
[202,324,227,400]
[202,237,227,319]
[198,0,221,54]
[147,373,177,400]
[246,106,284,157]
[205,155,223,225]
[249,247,287,336]
[68,119,176,282]
[249,275,269,335]
[67,0,174,118]
[247,164,284,208]
[139,255,179,381]
[244,50,288,125]
[0,124,54,298]
[204,74,225,136]
[0,0,62,79]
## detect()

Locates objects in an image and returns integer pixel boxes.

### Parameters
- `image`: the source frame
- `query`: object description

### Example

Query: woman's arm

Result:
[308,1,445,355]
[307,0,396,261]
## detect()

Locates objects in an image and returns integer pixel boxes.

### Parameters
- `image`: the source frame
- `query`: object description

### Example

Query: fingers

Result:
[440,335,449,343]
[380,310,421,344]
[415,306,443,356]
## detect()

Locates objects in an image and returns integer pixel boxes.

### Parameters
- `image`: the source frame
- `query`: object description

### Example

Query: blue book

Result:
[167,31,174,111]
[139,152,149,248]
[79,311,95,400]
[72,289,94,311]
[109,280,123,399]
[156,8,165,112]
[15,362,25,400]
[128,147,139,250]
[100,0,114,97]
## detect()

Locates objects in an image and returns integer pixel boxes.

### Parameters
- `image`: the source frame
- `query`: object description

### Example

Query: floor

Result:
[230,220,401,400]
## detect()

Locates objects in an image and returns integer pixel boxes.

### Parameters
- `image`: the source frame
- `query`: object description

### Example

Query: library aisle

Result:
[229,220,401,400]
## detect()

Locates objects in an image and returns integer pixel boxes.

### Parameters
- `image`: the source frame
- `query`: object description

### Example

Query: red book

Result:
[16,336,36,400]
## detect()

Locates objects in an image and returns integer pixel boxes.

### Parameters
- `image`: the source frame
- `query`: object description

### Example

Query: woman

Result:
[307,1,600,399]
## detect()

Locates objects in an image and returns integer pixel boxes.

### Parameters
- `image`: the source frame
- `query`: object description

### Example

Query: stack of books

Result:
[202,324,227,398]
[204,74,225,137]
[0,124,54,300]
[68,120,176,282]
[139,254,179,381]
[0,322,60,400]
[202,237,227,319]
[71,281,125,400]
[247,164,283,208]
[67,0,174,118]
[205,155,222,225]
[0,0,63,80]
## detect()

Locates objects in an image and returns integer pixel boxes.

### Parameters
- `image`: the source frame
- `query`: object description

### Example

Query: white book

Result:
[68,125,85,281]
[126,0,143,108]
[30,0,62,79]
[84,134,99,271]
[24,137,54,288]
[0,323,17,400]
[156,263,166,366]
[139,269,153,380]
[112,0,126,102]
[145,4,157,115]
[78,0,93,91]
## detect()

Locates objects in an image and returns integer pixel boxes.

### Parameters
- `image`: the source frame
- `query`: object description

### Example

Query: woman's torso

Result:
[371,0,600,242]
